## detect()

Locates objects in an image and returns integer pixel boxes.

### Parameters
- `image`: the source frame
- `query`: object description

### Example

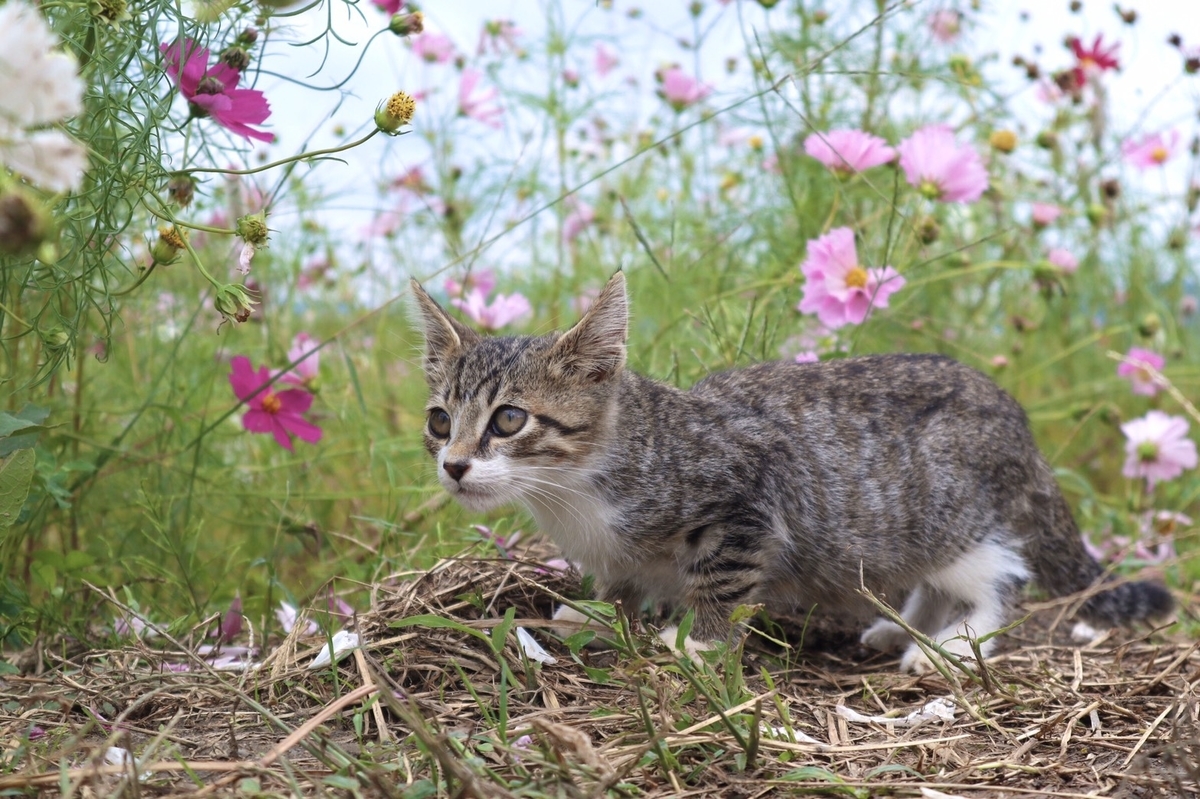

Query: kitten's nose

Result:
[443,461,470,482]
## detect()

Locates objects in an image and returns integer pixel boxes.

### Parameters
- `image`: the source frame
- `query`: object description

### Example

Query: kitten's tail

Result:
[1029,478,1174,626]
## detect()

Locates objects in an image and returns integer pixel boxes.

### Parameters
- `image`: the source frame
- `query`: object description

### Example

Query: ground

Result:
[2,542,1197,797]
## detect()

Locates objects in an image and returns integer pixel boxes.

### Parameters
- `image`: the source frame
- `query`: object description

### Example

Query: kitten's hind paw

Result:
[899,639,977,675]
[657,625,714,661]
[860,618,912,653]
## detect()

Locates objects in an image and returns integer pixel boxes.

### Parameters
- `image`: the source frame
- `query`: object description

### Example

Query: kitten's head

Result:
[409,271,628,511]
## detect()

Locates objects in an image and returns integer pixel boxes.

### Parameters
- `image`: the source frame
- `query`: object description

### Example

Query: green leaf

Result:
[490,606,517,655]
[0,449,35,529]
[675,609,695,649]
[0,405,52,457]
[389,614,491,644]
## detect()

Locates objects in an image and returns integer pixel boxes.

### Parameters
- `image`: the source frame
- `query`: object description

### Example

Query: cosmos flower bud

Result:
[375,91,416,133]
[40,326,70,353]
[150,225,188,264]
[167,173,196,207]
[989,129,1017,153]
[0,189,49,256]
[1138,313,1162,338]
[219,45,251,72]
[236,212,269,246]
[388,11,424,36]
[89,0,128,25]
[214,284,257,325]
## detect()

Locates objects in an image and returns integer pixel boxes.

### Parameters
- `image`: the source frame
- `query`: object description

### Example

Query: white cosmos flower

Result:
[0,1,87,192]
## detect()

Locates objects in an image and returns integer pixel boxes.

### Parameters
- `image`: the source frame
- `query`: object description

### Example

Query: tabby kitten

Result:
[410,272,1172,672]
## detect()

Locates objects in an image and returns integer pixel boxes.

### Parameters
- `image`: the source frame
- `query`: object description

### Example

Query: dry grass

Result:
[2,542,1197,797]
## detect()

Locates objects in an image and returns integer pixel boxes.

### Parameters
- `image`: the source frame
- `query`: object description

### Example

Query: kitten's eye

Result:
[490,406,528,437]
[427,408,451,438]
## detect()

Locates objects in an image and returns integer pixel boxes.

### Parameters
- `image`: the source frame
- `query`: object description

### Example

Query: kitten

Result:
[410,272,1173,673]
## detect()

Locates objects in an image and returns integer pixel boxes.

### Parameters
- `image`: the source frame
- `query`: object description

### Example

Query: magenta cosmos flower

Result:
[1121,410,1198,489]
[658,67,711,112]
[798,227,906,329]
[371,0,403,14]
[1117,347,1166,396]
[161,39,273,143]
[451,288,531,330]
[804,129,896,175]
[458,68,503,128]
[229,356,322,451]
[1070,33,1120,86]
[897,125,988,203]
[1122,130,1179,170]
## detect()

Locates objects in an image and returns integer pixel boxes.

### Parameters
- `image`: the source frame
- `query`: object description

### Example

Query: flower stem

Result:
[181,129,383,177]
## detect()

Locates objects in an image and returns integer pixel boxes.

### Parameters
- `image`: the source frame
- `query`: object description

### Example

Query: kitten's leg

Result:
[860,585,953,653]
[899,541,1029,674]
[663,524,767,657]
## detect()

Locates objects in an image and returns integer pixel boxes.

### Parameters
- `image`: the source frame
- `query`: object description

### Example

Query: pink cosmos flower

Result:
[563,199,595,242]
[1031,202,1063,226]
[371,0,403,14]
[595,44,619,78]
[276,601,319,635]
[477,19,522,56]
[160,39,273,142]
[928,9,962,43]
[1121,410,1198,489]
[279,332,320,388]
[1047,247,1078,274]
[1122,130,1179,170]
[229,355,323,452]
[897,125,988,203]
[797,227,906,329]
[1117,347,1166,396]
[803,129,896,175]
[794,351,820,364]
[445,269,496,298]
[458,68,503,128]
[451,288,532,330]
[658,67,711,112]
[237,242,256,275]
[411,33,454,64]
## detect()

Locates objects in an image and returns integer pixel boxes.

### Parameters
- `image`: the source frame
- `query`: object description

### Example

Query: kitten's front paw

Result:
[899,639,976,675]
[657,625,713,661]
[860,619,911,653]
[551,604,608,644]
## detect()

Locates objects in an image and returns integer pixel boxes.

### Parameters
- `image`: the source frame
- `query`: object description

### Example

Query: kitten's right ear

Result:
[408,279,480,380]
[548,271,628,382]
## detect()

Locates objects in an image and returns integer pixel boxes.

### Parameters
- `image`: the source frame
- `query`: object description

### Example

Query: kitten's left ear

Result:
[549,271,627,382]
[409,279,480,381]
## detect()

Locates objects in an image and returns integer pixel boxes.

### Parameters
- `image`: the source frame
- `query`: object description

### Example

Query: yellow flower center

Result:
[1151,146,1169,163]
[387,91,416,125]
[158,225,188,249]
[844,266,868,289]
[262,393,282,414]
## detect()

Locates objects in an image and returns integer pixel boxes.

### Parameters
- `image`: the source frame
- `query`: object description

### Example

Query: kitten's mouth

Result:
[449,483,504,511]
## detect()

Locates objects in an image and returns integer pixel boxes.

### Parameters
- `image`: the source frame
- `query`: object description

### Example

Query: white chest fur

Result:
[519,473,624,579]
